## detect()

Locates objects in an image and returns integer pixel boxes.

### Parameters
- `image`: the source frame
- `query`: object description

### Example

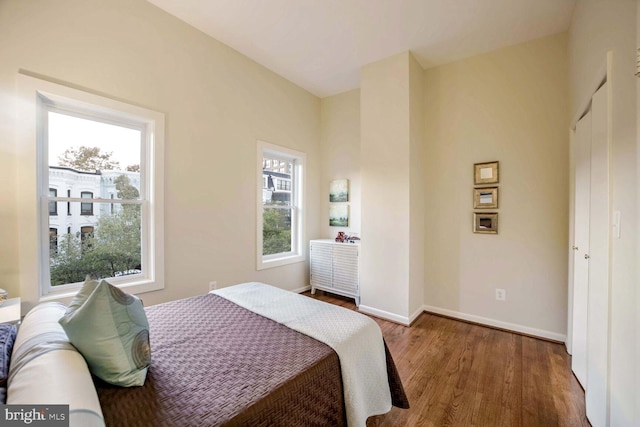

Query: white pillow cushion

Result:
[7,302,105,427]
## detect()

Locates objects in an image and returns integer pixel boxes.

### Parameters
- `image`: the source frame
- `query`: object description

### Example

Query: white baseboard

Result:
[422,304,567,342]
[293,285,311,294]
[409,306,425,324]
[296,289,563,342]
[358,305,411,325]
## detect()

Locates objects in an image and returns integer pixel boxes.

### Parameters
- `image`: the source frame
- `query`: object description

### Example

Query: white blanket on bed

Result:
[213,282,392,427]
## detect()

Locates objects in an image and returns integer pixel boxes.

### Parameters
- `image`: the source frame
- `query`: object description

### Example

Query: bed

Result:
[6,282,408,426]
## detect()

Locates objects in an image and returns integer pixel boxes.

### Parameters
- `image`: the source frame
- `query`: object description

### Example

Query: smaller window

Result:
[277,180,291,191]
[257,141,305,271]
[49,228,58,254]
[81,192,93,215]
[67,190,71,215]
[49,188,57,215]
[110,194,115,214]
[67,226,71,235]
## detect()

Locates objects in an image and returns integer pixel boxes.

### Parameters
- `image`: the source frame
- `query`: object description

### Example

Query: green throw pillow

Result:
[59,279,151,387]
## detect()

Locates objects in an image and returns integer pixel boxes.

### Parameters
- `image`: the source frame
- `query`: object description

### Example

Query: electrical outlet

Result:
[495,288,506,301]
[209,281,217,292]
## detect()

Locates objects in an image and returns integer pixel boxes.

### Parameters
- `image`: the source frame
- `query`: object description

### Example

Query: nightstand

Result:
[0,297,21,323]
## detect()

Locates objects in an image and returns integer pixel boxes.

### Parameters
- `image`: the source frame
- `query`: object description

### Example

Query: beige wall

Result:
[423,33,570,337]
[319,89,361,238]
[360,53,412,320]
[569,1,637,425]
[0,0,320,307]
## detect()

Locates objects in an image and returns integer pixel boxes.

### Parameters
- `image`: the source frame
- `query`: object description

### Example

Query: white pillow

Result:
[7,302,105,427]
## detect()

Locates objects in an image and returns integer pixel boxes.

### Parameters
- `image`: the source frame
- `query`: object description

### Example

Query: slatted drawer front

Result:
[310,242,333,287]
[332,245,358,292]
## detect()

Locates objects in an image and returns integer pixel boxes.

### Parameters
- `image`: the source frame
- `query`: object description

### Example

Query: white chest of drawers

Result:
[310,239,360,306]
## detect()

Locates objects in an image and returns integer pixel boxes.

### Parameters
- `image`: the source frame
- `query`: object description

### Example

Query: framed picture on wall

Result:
[329,179,349,202]
[473,187,499,209]
[474,161,499,185]
[473,212,498,234]
[329,204,349,227]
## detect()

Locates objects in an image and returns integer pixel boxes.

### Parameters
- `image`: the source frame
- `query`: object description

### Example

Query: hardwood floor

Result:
[303,291,590,427]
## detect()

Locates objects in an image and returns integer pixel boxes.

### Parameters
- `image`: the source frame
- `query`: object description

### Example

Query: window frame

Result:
[256,140,305,270]
[48,188,57,215]
[80,191,94,215]
[80,225,95,247]
[18,73,165,301]
[277,179,291,191]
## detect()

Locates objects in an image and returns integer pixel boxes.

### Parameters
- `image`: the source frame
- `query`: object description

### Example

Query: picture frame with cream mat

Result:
[474,161,499,185]
[473,212,498,234]
[473,187,499,209]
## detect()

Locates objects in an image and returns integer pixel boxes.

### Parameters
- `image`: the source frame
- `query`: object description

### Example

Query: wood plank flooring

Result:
[303,291,590,427]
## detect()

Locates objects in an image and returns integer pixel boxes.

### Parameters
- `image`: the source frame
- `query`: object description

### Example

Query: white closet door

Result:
[585,82,609,427]
[571,110,592,388]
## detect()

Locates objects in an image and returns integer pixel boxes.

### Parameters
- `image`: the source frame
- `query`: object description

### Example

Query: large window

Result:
[256,141,305,270]
[21,74,165,298]
[80,191,93,215]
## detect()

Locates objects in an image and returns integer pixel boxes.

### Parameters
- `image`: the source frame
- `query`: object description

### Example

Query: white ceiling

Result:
[147,0,576,98]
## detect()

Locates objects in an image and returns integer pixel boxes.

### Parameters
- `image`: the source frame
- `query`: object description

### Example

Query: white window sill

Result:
[40,278,163,303]
[257,253,305,271]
